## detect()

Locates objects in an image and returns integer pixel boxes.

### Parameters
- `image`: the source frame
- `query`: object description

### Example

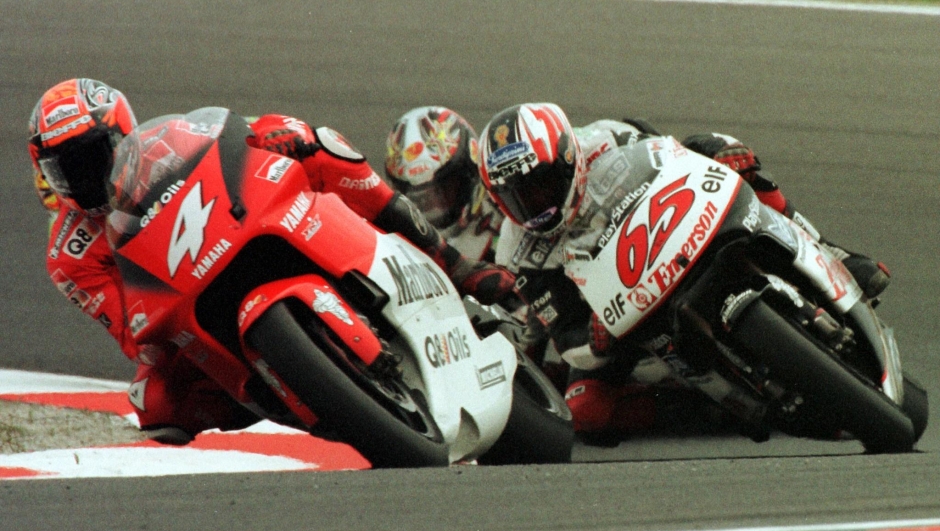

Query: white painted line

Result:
[716,517,940,531]
[0,447,317,479]
[227,419,309,435]
[0,369,370,478]
[646,0,940,16]
[0,369,127,394]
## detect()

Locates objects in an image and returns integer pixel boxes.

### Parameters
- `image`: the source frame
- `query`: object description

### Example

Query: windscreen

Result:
[107,107,229,245]
[566,138,662,253]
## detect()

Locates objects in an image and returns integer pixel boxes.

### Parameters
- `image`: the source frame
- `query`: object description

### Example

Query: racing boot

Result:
[142,426,194,446]
[565,379,657,447]
[131,364,260,446]
[820,241,891,299]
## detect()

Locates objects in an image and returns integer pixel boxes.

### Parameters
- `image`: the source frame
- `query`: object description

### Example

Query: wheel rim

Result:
[356,370,441,442]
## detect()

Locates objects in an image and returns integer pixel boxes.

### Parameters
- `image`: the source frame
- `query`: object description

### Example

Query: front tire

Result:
[730,298,915,453]
[244,300,449,468]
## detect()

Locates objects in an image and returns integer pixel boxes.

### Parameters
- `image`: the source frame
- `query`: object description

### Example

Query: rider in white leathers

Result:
[479,103,890,444]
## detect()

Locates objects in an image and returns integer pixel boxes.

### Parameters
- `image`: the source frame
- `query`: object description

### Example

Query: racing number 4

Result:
[167,181,215,278]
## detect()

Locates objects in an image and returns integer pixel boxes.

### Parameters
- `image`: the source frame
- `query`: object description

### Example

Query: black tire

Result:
[478,350,574,465]
[902,373,929,445]
[244,301,449,468]
[731,299,915,453]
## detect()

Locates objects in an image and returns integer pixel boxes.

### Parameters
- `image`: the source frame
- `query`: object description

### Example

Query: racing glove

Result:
[682,133,792,216]
[247,114,321,160]
[448,257,519,308]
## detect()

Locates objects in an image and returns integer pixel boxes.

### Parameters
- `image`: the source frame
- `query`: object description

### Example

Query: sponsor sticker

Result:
[312,289,354,325]
[42,96,80,128]
[255,155,293,184]
[476,361,507,390]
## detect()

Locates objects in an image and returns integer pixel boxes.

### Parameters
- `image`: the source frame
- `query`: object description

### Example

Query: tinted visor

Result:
[38,131,115,211]
[491,162,570,231]
[397,160,474,228]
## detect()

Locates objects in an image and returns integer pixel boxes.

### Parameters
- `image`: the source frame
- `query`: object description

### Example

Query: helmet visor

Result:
[397,160,474,229]
[491,162,569,231]
[400,178,458,228]
[38,131,115,211]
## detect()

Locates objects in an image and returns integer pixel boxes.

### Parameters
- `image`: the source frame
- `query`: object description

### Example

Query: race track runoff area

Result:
[0,369,369,479]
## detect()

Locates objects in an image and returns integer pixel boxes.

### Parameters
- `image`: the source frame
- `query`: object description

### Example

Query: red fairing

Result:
[115,145,382,344]
[237,275,383,366]
[103,108,416,440]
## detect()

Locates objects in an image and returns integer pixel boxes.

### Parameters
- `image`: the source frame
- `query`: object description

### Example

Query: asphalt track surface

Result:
[1,1,939,529]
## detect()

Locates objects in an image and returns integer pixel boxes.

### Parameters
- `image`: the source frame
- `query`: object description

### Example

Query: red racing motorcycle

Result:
[106,107,572,468]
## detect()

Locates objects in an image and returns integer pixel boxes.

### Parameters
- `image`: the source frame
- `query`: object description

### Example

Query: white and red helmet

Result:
[384,106,480,229]
[28,78,137,214]
[479,103,585,235]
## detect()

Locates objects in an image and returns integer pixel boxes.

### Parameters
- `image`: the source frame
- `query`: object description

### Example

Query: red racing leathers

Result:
[46,207,136,358]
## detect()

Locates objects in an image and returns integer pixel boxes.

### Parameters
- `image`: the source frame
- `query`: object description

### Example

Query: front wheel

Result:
[730,298,915,453]
[244,300,449,468]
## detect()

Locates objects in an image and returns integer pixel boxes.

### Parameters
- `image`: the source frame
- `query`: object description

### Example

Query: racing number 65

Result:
[616,175,694,289]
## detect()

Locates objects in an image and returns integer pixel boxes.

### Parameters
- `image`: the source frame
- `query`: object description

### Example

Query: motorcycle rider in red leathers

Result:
[477,103,891,444]
[29,78,515,445]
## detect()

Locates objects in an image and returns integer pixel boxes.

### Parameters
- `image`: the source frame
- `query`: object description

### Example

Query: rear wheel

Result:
[730,298,915,453]
[476,314,574,465]
[244,301,449,468]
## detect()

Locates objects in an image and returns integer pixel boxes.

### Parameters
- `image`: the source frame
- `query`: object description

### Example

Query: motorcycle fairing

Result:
[234,275,387,428]
[844,302,904,404]
[566,146,742,339]
[108,108,517,461]
[747,206,900,402]
[236,275,383,367]
[754,205,863,314]
[367,232,516,461]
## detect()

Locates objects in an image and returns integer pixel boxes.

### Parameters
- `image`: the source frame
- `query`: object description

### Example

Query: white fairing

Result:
[760,206,863,314]
[562,136,904,412]
[367,233,516,462]
[566,141,741,338]
[761,208,904,403]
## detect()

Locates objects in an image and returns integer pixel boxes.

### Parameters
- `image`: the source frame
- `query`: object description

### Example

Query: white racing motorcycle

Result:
[563,134,928,452]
